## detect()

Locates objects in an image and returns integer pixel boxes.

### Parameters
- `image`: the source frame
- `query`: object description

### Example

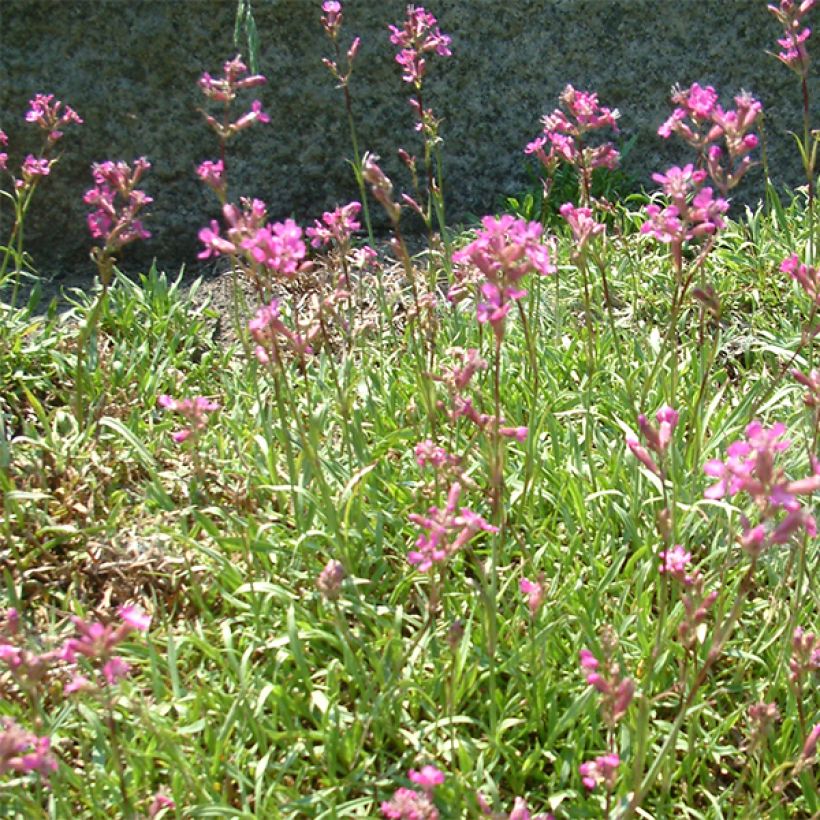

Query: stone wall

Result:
[0,0,814,277]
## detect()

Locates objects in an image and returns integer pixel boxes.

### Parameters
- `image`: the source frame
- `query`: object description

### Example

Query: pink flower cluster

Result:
[525,85,620,174]
[199,54,267,104]
[196,159,226,199]
[768,0,815,76]
[579,753,620,792]
[641,165,728,251]
[321,1,343,38]
[451,215,554,340]
[381,765,443,819]
[781,253,820,306]
[84,158,152,252]
[408,482,497,572]
[158,394,219,444]
[248,298,319,368]
[1,605,149,696]
[658,84,762,194]
[559,202,605,250]
[306,201,361,249]
[320,1,361,88]
[434,348,527,441]
[199,54,267,117]
[20,155,52,185]
[317,559,346,601]
[388,5,452,86]
[579,646,635,728]
[0,719,57,781]
[626,404,679,478]
[199,201,311,279]
[25,92,83,143]
[62,606,152,692]
[704,421,818,554]
[520,575,545,616]
[790,626,820,684]
[0,130,7,172]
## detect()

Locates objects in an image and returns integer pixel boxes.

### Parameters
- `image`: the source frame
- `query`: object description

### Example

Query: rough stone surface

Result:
[0,0,815,277]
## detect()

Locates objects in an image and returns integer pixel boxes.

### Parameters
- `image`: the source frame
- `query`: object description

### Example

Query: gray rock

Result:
[0,0,814,277]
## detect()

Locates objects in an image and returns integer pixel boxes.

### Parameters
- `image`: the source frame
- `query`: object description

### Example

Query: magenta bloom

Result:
[768,0,816,76]
[248,298,318,366]
[781,253,820,305]
[520,576,545,615]
[158,394,219,443]
[306,201,362,248]
[704,420,818,554]
[381,786,438,820]
[84,157,152,252]
[408,482,497,572]
[0,719,57,780]
[408,765,444,791]
[196,159,226,197]
[526,85,620,176]
[317,559,346,602]
[20,155,51,181]
[148,792,176,818]
[658,545,693,584]
[559,202,605,249]
[242,218,308,277]
[452,215,554,340]
[25,92,82,142]
[388,5,452,86]
[579,753,620,791]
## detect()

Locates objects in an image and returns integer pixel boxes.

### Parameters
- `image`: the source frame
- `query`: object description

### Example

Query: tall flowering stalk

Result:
[525,85,619,343]
[74,158,152,421]
[320,2,375,247]
[768,0,816,260]
[625,422,817,816]
[388,4,453,264]
[0,94,82,304]
[197,54,268,201]
[449,215,554,731]
[525,84,620,208]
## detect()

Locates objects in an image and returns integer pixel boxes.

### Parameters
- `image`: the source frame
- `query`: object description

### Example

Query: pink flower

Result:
[579,753,620,791]
[769,0,815,76]
[408,765,444,791]
[84,158,152,252]
[453,215,554,340]
[306,201,362,248]
[24,93,82,142]
[526,84,620,175]
[199,55,266,103]
[118,606,151,632]
[790,626,820,683]
[248,298,319,367]
[0,719,57,780]
[408,482,498,572]
[658,545,693,583]
[158,394,219,444]
[148,792,176,818]
[242,218,308,277]
[388,5,451,86]
[520,576,545,615]
[559,202,605,249]
[102,656,131,684]
[317,560,346,601]
[626,434,661,477]
[781,253,820,305]
[20,155,51,181]
[321,1,343,38]
[381,786,438,820]
[196,159,226,196]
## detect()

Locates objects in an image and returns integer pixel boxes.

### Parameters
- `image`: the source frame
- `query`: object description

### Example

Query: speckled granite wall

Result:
[0,0,815,276]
